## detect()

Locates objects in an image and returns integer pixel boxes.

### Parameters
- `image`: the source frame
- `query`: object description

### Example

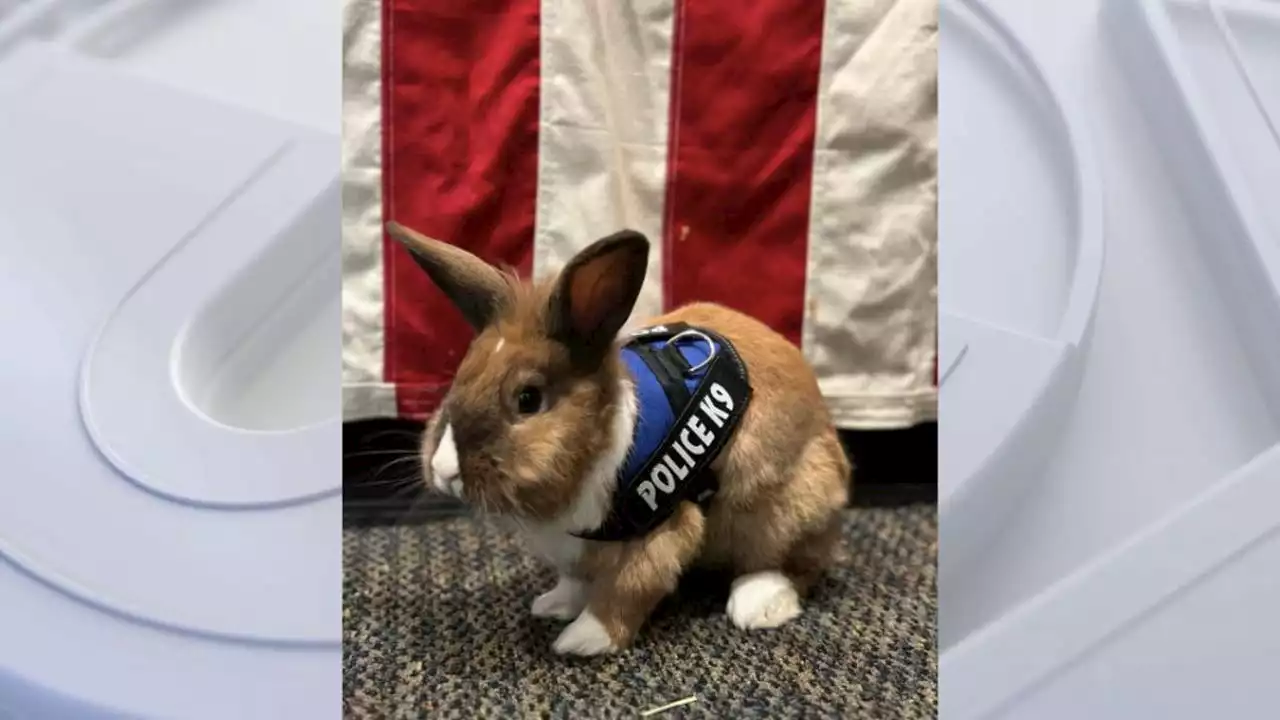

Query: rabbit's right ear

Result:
[385,221,512,331]
[546,230,650,363]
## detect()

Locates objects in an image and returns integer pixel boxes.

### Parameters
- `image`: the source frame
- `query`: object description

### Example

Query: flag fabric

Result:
[342,0,938,430]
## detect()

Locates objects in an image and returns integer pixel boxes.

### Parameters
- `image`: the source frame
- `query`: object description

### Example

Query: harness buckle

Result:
[665,329,717,374]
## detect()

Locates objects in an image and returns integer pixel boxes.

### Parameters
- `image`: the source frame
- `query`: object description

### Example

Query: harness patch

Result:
[574,322,752,542]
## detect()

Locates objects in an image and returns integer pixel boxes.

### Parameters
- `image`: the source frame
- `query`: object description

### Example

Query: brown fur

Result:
[572,303,851,645]
[400,239,632,523]
[388,221,851,651]
[576,503,707,646]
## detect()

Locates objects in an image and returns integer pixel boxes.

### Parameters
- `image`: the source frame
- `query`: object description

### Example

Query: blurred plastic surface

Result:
[0,0,336,133]
[940,0,1280,717]
[938,0,1104,581]
[0,43,340,719]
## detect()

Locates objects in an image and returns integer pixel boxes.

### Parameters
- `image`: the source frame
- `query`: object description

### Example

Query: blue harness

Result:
[574,322,752,542]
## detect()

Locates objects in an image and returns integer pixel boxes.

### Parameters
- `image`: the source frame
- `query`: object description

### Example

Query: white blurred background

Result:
[0,0,336,132]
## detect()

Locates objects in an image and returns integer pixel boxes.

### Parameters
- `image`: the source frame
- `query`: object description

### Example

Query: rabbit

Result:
[386,221,851,657]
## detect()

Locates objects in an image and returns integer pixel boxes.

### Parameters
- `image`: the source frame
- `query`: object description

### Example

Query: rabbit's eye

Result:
[516,386,544,415]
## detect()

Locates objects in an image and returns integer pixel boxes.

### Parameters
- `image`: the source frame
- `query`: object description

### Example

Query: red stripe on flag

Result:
[381,0,540,419]
[662,0,824,347]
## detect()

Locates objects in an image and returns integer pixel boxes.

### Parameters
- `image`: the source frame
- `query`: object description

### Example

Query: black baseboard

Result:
[343,418,936,527]
[839,422,938,507]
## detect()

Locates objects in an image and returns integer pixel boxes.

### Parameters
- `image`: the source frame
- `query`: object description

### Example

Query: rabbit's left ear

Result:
[546,230,650,361]
[385,221,513,332]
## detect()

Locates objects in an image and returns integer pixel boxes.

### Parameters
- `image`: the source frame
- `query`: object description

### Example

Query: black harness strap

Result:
[632,343,691,411]
[574,322,752,542]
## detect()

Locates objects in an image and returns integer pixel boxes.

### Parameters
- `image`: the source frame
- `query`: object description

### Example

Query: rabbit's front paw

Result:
[531,577,586,621]
[552,610,618,656]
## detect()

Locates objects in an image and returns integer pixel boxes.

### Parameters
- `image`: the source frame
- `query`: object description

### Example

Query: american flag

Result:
[342,0,938,430]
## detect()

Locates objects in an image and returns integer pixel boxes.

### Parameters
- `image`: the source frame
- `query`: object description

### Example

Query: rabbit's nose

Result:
[431,422,463,497]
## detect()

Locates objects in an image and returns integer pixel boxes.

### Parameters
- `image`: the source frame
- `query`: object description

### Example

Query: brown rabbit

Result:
[387,221,850,656]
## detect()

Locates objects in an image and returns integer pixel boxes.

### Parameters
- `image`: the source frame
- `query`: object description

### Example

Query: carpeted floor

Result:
[343,506,937,719]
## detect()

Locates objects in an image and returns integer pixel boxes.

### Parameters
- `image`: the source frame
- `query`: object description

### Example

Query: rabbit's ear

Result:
[386,221,513,331]
[546,230,650,362]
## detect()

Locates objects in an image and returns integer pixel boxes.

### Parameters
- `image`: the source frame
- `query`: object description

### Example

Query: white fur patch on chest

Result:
[523,526,587,574]
[522,371,638,570]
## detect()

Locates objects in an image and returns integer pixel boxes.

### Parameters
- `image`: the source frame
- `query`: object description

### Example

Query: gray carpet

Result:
[343,506,937,719]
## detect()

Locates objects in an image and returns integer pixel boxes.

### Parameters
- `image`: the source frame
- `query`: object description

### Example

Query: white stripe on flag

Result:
[805,0,938,429]
[534,0,677,325]
[341,0,395,420]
